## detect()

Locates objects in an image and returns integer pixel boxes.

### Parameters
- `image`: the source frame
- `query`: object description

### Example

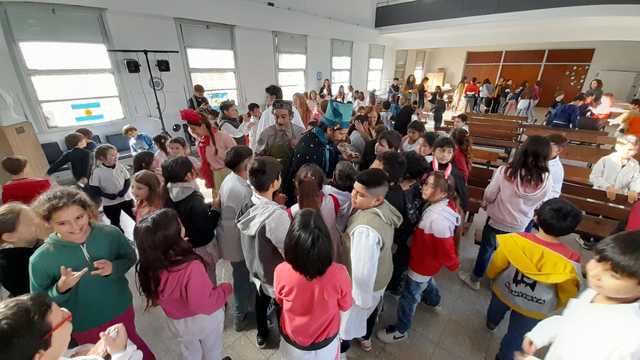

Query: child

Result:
[0,203,42,297]
[387,77,400,103]
[76,128,98,151]
[432,92,446,129]
[247,102,262,151]
[135,209,232,360]
[590,134,640,203]
[451,127,472,183]
[188,84,209,109]
[380,100,393,129]
[350,115,372,156]
[323,161,358,232]
[180,108,236,198]
[131,170,162,223]
[162,156,220,274]
[427,136,469,212]
[452,113,469,133]
[152,133,170,169]
[216,145,254,331]
[521,231,640,360]
[377,172,460,343]
[359,129,403,171]
[88,144,134,232]
[133,151,155,173]
[485,198,583,360]
[237,156,291,348]
[547,94,585,129]
[47,132,92,184]
[274,209,352,358]
[416,131,438,162]
[2,156,51,204]
[167,137,201,169]
[547,134,568,199]
[340,169,402,354]
[29,187,154,359]
[613,98,640,136]
[459,136,553,290]
[402,120,426,152]
[122,125,156,155]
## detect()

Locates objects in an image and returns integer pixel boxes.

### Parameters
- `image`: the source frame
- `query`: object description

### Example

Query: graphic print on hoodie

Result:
[166,182,220,248]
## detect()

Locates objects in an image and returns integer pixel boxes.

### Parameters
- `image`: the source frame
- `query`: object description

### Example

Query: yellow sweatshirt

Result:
[486,232,581,320]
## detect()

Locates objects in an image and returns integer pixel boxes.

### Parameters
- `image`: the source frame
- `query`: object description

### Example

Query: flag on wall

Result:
[71,102,104,122]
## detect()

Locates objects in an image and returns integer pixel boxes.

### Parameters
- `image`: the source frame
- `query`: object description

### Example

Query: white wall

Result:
[234,27,277,107]
[306,36,331,93]
[351,42,370,92]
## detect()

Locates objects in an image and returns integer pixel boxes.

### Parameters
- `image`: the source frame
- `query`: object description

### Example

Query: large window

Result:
[413,50,426,81]
[177,21,238,109]
[331,39,353,94]
[367,44,385,93]
[3,3,123,128]
[274,32,306,101]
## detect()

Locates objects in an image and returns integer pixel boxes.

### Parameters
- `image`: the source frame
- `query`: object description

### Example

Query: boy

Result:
[219,100,249,145]
[216,145,254,331]
[162,156,219,268]
[432,92,446,130]
[46,132,92,184]
[2,156,51,204]
[323,160,358,232]
[75,128,98,151]
[452,113,469,133]
[387,77,400,103]
[416,131,438,162]
[122,124,156,154]
[247,102,262,151]
[521,231,640,360]
[547,134,568,199]
[340,169,402,353]
[613,98,640,136]
[380,100,393,129]
[377,171,460,343]
[428,136,469,211]
[589,134,640,203]
[237,156,291,348]
[188,83,209,109]
[402,120,426,152]
[547,94,586,129]
[485,198,583,360]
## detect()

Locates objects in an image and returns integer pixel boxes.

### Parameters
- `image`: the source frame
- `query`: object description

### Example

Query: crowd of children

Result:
[1,81,640,360]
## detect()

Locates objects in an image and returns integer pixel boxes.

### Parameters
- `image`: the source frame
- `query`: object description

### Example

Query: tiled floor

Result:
[121,207,588,360]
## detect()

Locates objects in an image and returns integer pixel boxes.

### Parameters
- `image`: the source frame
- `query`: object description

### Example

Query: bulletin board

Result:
[426,71,446,91]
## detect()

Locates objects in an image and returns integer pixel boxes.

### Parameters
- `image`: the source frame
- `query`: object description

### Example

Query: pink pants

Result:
[72,306,156,360]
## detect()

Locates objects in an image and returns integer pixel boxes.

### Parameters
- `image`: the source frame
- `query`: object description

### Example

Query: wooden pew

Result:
[466,112,527,122]
[471,147,505,167]
[561,145,611,164]
[563,165,591,186]
[523,126,615,146]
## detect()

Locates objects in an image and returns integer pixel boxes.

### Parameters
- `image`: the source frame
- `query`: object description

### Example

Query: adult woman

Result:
[404,74,417,103]
[430,86,442,107]
[479,79,494,113]
[585,78,604,105]
[453,77,468,112]
[463,77,480,112]
[417,77,430,110]
[498,79,513,113]
[335,85,346,102]
[319,79,332,99]
[293,93,313,129]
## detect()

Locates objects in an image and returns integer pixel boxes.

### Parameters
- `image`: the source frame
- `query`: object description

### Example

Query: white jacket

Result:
[589,153,640,194]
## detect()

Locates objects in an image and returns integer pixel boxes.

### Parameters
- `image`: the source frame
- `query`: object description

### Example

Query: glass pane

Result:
[332,56,351,70]
[367,80,380,92]
[278,71,305,86]
[332,83,349,95]
[19,42,111,70]
[41,97,123,128]
[414,69,424,81]
[281,85,305,101]
[191,72,237,90]
[204,89,238,110]
[31,73,118,101]
[278,53,306,69]
[331,70,350,84]
[368,58,383,70]
[186,48,235,69]
[368,70,382,83]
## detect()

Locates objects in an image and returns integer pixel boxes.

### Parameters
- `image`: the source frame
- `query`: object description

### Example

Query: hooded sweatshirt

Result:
[29,223,136,332]
[323,184,353,232]
[486,232,581,320]
[166,182,220,248]
[484,166,552,233]
[408,199,460,280]
[237,192,291,296]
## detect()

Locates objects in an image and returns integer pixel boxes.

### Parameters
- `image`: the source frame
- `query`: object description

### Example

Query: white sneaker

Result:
[376,326,407,344]
[458,271,480,291]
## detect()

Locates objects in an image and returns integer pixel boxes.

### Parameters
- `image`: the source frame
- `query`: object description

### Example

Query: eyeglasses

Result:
[43,308,72,339]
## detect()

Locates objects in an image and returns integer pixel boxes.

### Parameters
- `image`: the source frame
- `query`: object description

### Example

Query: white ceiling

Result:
[243,0,377,28]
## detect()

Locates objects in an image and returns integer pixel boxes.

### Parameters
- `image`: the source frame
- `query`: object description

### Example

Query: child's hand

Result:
[606,186,617,201]
[628,191,638,204]
[100,323,128,355]
[57,266,88,293]
[521,337,537,355]
[91,260,113,276]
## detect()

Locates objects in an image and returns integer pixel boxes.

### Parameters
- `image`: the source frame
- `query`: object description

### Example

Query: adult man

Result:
[255,85,305,140]
[257,100,305,178]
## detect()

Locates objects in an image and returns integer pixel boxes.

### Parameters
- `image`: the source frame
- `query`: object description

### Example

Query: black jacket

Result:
[166,185,220,248]
[47,148,92,181]
[394,105,413,136]
[0,245,39,297]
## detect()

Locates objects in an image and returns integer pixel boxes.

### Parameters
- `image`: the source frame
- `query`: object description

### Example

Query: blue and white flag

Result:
[71,102,104,122]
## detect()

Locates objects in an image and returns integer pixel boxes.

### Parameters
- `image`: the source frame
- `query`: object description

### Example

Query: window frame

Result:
[273,32,307,101]
[366,44,385,93]
[330,39,353,94]
[176,19,241,109]
[0,4,127,132]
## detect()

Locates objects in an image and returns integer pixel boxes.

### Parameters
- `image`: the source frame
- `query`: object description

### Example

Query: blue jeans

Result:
[472,224,509,281]
[487,294,539,360]
[396,277,441,333]
[231,261,252,319]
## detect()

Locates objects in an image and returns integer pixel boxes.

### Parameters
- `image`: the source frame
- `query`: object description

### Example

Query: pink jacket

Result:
[158,260,232,320]
[484,166,552,232]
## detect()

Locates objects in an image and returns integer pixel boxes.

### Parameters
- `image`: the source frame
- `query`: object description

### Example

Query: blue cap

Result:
[322,100,353,129]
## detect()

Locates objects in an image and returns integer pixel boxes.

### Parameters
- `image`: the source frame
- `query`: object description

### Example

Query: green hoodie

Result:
[29,223,136,332]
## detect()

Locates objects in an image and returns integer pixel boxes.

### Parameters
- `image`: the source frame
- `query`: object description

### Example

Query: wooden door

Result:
[499,64,541,89]
[463,65,499,84]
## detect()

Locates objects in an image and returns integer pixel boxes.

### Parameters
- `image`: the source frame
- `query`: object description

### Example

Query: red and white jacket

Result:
[408,198,461,279]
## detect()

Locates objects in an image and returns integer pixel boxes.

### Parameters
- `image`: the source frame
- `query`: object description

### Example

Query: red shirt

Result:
[464,83,480,95]
[2,178,51,204]
[453,148,470,183]
[626,201,640,231]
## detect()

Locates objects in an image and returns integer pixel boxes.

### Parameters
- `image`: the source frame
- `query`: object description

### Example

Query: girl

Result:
[180,108,236,198]
[345,85,354,103]
[274,208,352,359]
[135,208,231,360]
[417,77,429,110]
[288,164,341,257]
[307,90,320,116]
[152,134,170,170]
[498,79,513,114]
[451,128,472,183]
[404,74,417,103]
[133,151,155,174]
[426,136,468,212]
[479,79,494,113]
[319,79,332,99]
[29,187,155,359]
[88,144,134,232]
[131,170,162,223]
[459,136,553,290]
[453,77,467,112]
[585,78,604,104]
[293,93,312,129]
[0,203,42,297]
[505,81,527,115]
[167,137,201,170]
[335,85,346,102]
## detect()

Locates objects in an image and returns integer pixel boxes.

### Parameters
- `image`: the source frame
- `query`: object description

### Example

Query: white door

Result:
[596,70,639,102]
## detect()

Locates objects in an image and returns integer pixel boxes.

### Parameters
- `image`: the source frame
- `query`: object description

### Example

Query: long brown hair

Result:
[196,108,218,155]
[451,128,472,169]
[295,163,325,210]
[505,135,550,187]
[293,93,312,128]
[133,170,162,205]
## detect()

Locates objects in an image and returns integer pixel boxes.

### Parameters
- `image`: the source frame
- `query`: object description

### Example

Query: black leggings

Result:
[103,200,134,232]
[256,286,273,338]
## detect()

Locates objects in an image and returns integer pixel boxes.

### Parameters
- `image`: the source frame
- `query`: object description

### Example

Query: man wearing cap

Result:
[256,100,305,177]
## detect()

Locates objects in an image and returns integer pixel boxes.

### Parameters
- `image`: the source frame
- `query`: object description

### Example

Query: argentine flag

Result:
[72,102,104,122]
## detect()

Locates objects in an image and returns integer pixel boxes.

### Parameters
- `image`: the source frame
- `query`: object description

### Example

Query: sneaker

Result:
[357,338,372,352]
[376,326,407,344]
[458,271,480,291]
[256,335,268,349]
[222,357,232,360]
[339,353,348,360]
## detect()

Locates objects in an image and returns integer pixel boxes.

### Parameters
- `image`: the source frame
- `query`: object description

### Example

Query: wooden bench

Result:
[523,126,615,147]
[466,112,527,122]
[471,147,505,167]
[563,165,591,186]
[561,145,611,164]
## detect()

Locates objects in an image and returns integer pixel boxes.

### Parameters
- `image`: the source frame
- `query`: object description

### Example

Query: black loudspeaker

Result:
[156,59,170,72]
[125,59,140,73]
